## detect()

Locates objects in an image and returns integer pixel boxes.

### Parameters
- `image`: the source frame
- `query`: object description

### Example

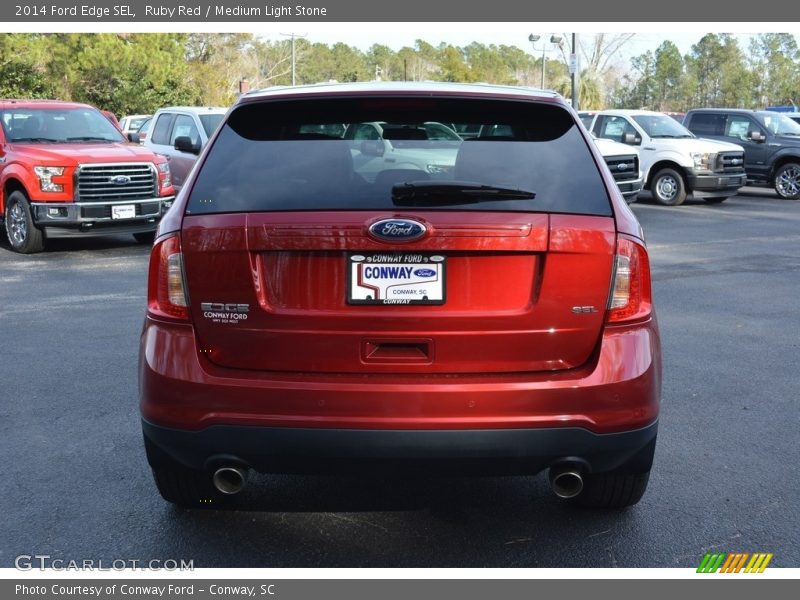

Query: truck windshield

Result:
[632,114,694,138]
[760,113,800,136]
[1,107,127,143]
[199,114,225,137]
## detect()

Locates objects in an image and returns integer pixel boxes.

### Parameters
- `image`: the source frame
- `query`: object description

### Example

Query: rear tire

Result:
[773,162,800,199]
[151,466,221,508]
[4,191,45,253]
[577,470,651,509]
[144,435,221,508]
[575,434,656,509]
[704,196,728,204]
[651,168,687,206]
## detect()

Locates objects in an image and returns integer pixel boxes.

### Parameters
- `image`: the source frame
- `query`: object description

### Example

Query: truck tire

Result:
[651,168,687,206]
[773,163,800,200]
[4,191,45,253]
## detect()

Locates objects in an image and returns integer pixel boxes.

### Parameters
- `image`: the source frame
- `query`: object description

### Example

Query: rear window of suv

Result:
[186,97,612,217]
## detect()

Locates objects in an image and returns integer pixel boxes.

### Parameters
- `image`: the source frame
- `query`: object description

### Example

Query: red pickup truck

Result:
[1,99,175,253]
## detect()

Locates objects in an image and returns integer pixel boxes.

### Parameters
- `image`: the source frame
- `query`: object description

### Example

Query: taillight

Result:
[606,236,652,324]
[147,234,190,321]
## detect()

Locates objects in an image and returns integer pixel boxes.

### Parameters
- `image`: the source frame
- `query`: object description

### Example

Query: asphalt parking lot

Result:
[1,187,799,568]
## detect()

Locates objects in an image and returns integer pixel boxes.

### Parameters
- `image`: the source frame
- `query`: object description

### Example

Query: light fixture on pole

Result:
[528,34,563,90]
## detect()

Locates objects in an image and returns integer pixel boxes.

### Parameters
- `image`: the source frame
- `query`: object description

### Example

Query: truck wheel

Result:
[4,191,45,253]
[774,163,800,199]
[651,168,687,206]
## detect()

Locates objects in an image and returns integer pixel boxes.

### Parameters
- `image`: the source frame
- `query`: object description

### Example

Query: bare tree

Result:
[578,33,637,74]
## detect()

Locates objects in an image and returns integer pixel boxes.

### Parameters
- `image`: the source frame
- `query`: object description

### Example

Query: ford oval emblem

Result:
[413,268,436,277]
[368,218,427,243]
[110,175,131,185]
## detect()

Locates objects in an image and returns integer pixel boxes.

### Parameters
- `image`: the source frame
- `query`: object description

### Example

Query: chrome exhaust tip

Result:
[212,466,248,495]
[549,466,584,499]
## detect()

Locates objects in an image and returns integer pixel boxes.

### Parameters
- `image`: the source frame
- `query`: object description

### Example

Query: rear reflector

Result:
[147,234,189,321]
[606,236,652,324]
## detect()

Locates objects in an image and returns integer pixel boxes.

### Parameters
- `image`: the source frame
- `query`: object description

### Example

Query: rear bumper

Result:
[139,315,661,471]
[142,418,658,475]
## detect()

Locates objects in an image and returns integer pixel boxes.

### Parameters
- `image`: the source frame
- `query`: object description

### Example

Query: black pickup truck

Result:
[683,108,800,199]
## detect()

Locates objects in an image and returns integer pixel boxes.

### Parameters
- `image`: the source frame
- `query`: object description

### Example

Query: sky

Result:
[9,21,793,72]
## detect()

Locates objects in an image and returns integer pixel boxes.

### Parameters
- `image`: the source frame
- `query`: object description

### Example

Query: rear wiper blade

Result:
[66,136,114,142]
[392,181,536,206]
[12,137,60,143]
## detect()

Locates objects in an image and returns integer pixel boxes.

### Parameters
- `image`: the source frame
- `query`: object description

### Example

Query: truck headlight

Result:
[33,166,65,192]
[690,152,714,171]
[158,162,172,190]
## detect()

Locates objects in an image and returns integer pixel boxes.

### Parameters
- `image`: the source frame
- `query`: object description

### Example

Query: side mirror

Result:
[174,136,201,154]
[749,131,766,143]
[127,132,140,144]
[623,132,641,145]
[360,139,385,157]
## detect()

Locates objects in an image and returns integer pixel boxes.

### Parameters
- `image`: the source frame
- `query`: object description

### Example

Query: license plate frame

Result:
[347,253,446,305]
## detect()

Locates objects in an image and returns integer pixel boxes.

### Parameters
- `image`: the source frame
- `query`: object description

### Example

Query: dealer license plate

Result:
[347,253,446,305]
[111,205,135,219]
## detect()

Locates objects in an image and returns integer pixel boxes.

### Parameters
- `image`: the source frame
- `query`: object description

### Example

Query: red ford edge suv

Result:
[139,83,661,509]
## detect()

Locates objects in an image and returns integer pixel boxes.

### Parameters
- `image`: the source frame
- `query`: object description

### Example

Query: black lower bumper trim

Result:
[687,172,746,196]
[142,419,659,476]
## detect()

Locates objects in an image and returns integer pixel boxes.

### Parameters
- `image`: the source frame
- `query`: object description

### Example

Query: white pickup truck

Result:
[592,137,644,204]
[586,109,746,205]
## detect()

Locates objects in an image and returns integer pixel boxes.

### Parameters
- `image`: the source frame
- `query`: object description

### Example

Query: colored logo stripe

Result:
[697,552,773,573]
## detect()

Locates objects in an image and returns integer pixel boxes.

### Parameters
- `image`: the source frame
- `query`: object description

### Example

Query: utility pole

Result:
[570,33,578,109]
[280,32,307,86]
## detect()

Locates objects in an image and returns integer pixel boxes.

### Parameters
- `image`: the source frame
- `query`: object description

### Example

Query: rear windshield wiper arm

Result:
[392,181,536,206]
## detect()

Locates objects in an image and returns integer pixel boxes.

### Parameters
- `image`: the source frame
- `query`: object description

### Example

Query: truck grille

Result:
[604,155,639,182]
[76,163,157,202]
[716,152,746,174]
